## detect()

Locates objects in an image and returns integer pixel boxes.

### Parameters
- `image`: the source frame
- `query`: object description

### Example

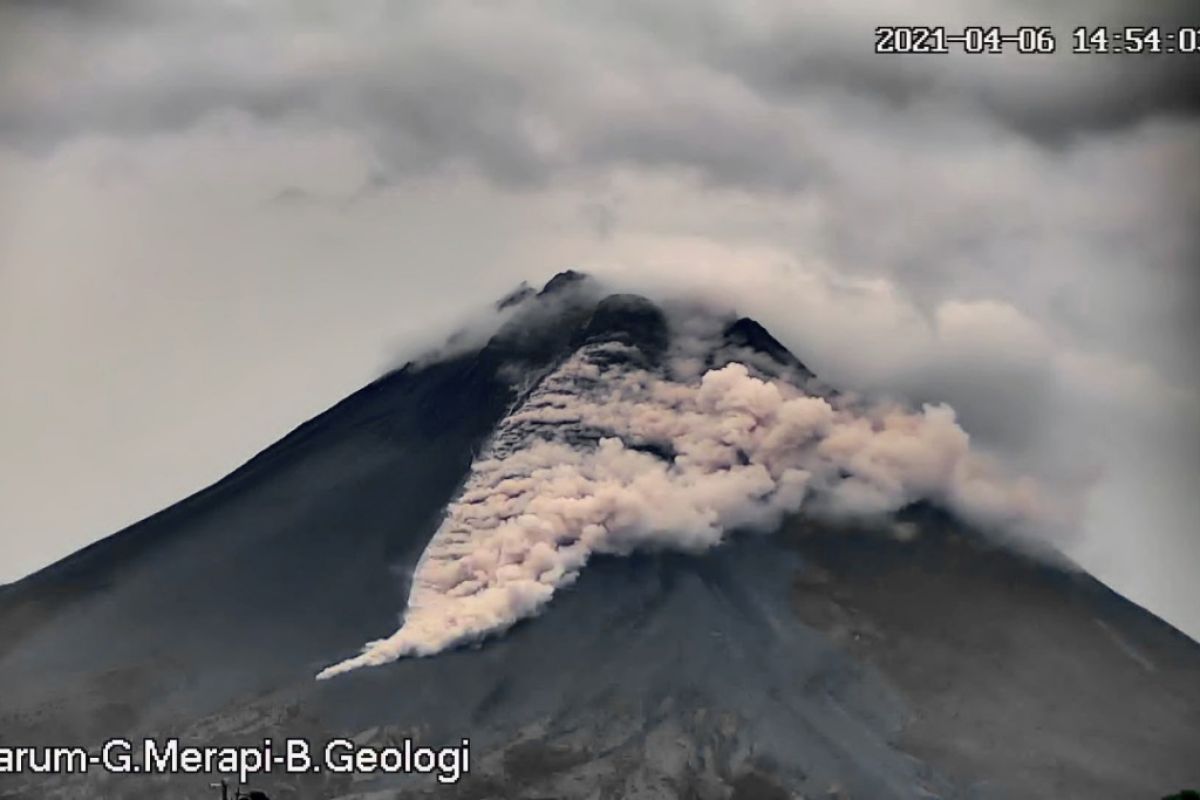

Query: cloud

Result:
[688,0,1200,143]
[5,2,1198,175]
[3,0,1195,371]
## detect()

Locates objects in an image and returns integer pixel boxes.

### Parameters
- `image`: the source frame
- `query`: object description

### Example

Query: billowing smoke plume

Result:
[317,319,1072,679]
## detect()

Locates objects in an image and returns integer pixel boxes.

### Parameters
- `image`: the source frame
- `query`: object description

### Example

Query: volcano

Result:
[1,273,1197,800]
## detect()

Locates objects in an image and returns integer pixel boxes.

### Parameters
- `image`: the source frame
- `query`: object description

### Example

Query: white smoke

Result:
[317,330,1073,679]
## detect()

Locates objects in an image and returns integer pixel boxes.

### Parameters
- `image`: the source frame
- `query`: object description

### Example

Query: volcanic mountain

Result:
[1,273,1197,800]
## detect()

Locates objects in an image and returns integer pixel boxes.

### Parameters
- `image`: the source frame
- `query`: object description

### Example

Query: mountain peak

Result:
[490,272,812,384]
[722,316,813,377]
[577,293,669,360]
[537,268,592,297]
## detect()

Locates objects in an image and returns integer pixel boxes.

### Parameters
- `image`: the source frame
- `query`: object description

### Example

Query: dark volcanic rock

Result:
[1,272,1197,800]
[537,268,590,297]
[494,281,534,311]
[722,317,814,378]
[576,293,670,363]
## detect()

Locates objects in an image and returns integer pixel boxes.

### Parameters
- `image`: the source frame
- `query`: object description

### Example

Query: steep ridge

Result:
[0,273,1197,800]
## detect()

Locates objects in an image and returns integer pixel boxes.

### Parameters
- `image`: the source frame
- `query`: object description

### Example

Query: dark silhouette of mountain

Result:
[1,273,1197,799]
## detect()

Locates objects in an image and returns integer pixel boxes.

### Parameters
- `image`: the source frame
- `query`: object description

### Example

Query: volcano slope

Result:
[0,274,1197,800]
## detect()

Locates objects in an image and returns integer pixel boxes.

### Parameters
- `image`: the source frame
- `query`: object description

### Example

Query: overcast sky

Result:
[1,0,1197,638]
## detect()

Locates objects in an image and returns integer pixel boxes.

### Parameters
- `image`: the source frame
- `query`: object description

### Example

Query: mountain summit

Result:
[1,273,1197,799]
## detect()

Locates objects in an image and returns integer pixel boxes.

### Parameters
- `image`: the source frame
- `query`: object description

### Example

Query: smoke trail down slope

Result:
[318,303,1072,679]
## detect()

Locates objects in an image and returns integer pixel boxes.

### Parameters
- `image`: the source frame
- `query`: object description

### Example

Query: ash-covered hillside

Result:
[1,273,1197,800]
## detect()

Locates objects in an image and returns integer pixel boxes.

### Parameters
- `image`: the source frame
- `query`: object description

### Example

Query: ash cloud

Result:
[319,322,1073,678]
